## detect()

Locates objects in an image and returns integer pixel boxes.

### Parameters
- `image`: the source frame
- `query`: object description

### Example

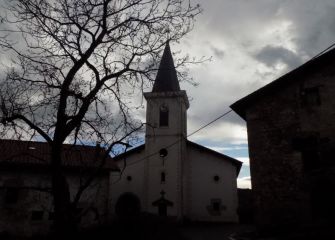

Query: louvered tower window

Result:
[159,105,169,127]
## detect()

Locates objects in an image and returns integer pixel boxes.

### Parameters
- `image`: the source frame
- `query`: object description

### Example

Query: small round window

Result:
[126,176,132,181]
[159,148,168,158]
[213,175,220,182]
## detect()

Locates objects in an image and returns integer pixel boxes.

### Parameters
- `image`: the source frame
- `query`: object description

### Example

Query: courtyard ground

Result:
[181,223,255,240]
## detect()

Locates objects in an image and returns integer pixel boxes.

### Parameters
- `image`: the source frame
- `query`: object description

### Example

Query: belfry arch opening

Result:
[159,104,169,127]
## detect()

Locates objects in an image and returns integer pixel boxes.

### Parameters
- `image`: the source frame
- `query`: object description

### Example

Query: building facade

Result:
[110,43,242,222]
[231,48,335,229]
[0,140,117,237]
[0,43,243,238]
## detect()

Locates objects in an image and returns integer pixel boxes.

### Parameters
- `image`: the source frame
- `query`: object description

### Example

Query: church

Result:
[110,43,242,222]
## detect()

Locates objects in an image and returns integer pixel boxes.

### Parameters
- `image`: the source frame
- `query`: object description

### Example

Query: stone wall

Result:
[245,63,335,229]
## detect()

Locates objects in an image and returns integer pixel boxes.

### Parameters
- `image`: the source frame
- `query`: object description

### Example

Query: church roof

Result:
[113,144,145,161]
[113,141,242,175]
[152,42,181,92]
[186,140,242,175]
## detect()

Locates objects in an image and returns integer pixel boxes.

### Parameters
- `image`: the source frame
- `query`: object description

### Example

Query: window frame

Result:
[159,104,169,127]
[160,171,166,184]
[31,210,44,221]
[5,187,19,204]
[300,86,321,107]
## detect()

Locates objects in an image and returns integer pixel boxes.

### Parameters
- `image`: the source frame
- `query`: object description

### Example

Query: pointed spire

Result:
[152,41,180,92]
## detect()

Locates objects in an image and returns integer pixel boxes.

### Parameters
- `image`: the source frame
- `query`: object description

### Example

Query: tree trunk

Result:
[51,143,76,237]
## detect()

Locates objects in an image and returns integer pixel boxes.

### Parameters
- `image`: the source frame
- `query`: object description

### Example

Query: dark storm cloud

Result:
[188,106,245,127]
[253,45,303,69]
[195,0,335,58]
[279,1,335,57]
[195,0,282,39]
[210,46,225,59]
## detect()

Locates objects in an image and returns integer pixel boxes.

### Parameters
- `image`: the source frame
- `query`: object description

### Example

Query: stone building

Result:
[0,139,118,237]
[231,48,335,229]
[110,43,242,222]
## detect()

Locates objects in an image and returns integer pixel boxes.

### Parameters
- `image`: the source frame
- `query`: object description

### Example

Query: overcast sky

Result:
[172,0,335,188]
[2,1,335,189]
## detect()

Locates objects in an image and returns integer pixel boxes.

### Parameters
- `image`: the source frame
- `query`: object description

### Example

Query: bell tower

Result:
[143,42,189,218]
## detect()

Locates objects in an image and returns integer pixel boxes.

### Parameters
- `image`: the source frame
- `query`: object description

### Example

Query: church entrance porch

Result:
[152,190,174,217]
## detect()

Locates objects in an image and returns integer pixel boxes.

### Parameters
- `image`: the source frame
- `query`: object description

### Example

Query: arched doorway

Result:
[115,192,141,217]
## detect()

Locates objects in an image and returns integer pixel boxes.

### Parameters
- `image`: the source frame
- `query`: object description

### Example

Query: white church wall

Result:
[144,92,188,218]
[109,150,146,215]
[187,146,239,222]
[145,140,184,217]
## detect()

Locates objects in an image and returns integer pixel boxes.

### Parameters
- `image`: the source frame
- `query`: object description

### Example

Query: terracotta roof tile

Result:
[0,139,118,171]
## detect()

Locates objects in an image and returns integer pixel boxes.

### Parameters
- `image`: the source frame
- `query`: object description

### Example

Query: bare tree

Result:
[0,0,201,236]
